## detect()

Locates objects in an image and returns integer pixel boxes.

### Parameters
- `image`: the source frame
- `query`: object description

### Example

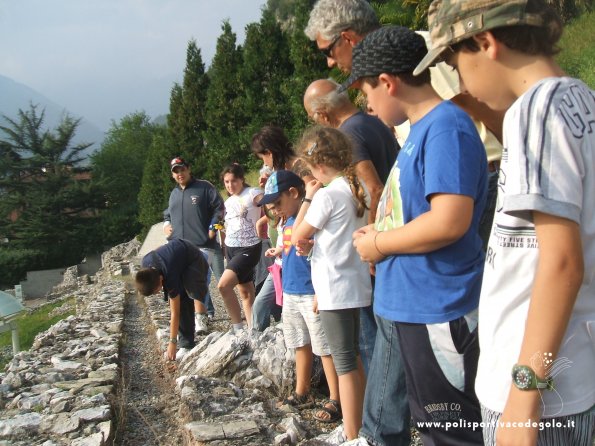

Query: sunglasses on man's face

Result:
[319,34,341,58]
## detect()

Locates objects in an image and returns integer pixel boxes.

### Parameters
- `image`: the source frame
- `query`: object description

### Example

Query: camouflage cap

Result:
[413,0,544,76]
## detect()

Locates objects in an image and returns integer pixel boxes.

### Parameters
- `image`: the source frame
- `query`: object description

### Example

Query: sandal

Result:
[313,399,342,423]
[276,392,315,409]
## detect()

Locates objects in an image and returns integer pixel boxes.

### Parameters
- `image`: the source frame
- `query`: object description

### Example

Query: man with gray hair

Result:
[305,0,379,73]
[303,78,397,224]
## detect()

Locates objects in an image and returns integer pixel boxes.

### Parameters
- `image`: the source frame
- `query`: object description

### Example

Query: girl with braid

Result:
[291,126,372,442]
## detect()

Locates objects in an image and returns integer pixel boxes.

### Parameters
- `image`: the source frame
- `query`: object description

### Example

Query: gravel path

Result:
[115,287,185,446]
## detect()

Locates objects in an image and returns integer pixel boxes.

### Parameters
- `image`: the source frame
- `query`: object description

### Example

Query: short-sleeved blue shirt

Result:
[281,216,315,295]
[374,101,487,324]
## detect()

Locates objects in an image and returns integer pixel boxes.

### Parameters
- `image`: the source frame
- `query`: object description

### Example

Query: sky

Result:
[0,0,268,130]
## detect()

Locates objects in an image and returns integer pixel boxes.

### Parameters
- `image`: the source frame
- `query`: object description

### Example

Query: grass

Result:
[557,11,595,89]
[0,297,75,369]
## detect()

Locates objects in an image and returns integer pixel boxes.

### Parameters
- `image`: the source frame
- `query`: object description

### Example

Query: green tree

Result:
[91,112,156,246]
[167,40,210,176]
[282,0,328,141]
[137,126,174,239]
[371,0,431,29]
[0,104,101,285]
[203,21,247,182]
[239,9,295,170]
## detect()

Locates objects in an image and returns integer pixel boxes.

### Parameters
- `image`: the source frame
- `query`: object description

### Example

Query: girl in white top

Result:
[292,126,372,441]
[219,163,263,332]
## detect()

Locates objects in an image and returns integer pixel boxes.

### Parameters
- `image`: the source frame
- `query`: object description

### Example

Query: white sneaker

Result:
[175,347,190,361]
[195,313,208,335]
[341,438,370,445]
[320,425,346,445]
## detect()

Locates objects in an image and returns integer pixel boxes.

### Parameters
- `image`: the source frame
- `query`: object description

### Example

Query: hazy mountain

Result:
[0,74,105,163]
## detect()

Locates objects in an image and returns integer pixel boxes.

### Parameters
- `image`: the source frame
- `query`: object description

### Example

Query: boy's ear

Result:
[378,73,399,96]
[288,187,300,199]
[473,32,499,60]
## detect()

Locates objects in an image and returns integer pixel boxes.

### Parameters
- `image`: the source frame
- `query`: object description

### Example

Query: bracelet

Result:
[374,231,388,257]
[302,198,312,204]
[169,338,177,344]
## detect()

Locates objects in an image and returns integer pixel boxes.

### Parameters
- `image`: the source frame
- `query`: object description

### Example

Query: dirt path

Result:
[114,288,185,446]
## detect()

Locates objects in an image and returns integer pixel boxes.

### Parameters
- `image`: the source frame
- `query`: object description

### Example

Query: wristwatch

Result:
[511,364,553,391]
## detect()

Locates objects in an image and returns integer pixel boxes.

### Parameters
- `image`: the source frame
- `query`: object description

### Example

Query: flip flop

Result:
[313,399,342,423]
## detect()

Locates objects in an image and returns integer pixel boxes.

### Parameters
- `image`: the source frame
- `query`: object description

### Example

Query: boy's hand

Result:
[353,226,386,264]
[305,179,323,197]
[265,247,282,257]
[496,388,541,446]
[166,342,177,361]
[295,239,314,256]
[164,224,173,237]
[312,295,319,314]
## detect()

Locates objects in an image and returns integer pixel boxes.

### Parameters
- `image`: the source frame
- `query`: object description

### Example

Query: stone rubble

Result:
[2,238,401,445]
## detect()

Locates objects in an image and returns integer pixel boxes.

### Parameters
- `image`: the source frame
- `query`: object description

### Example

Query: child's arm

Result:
[265,246,283,257]
[167,295,181,361]
[291,180,322,245]
[353,193,474,263]
[497,211,583,445]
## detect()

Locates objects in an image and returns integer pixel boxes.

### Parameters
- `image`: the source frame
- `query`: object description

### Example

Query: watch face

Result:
[513,367,532,389]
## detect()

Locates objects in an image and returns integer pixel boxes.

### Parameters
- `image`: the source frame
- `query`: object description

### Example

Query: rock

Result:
[50,357,84,371]
[50,413,80,435]
[179,332,248,377]
[0,412,42,437]
[70,432,104,446]
[72,405,110,422]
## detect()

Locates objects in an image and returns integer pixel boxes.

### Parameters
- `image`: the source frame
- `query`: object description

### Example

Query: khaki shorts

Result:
[282,293,331,357]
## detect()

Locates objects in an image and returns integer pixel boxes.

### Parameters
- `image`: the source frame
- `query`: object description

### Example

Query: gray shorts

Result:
[282,293,331,357]
[319,308,360,375]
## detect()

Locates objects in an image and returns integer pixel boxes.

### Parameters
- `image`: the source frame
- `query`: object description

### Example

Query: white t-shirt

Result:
[476,77,595,417]
[224,187,262,248]
[305,177,372,311]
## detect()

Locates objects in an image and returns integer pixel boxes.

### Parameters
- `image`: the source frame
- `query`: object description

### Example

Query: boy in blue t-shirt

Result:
[258,170,340,422]
[348,26,487,445]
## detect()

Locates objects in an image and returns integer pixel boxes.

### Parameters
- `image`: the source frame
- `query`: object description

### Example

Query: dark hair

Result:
[251,126,296,171]
[361,69,431,88]
[451,0,563,56]
[220,163,248,196]
[221,163,246,181]
[298,126,368,218]
[135,267,161,296]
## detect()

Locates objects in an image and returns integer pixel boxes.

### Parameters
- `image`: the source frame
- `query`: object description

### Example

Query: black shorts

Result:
[225,242,262,284]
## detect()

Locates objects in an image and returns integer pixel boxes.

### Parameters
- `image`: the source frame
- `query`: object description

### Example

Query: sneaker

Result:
[319,425,346,445]
[195,313,208,335]
[341,438,370,445]
[207,313,215,322]
[175,347,190,361]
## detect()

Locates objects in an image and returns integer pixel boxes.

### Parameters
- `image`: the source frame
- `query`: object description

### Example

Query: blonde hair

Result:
[297,126,367,218]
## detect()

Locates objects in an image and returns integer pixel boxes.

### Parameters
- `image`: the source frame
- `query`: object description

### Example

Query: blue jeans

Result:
[359,304,377,377]
[201,247,223,317]
[252,273,282,331]
[360,314,411,446]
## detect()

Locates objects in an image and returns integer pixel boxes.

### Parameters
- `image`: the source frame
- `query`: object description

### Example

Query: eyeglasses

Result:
[319,34,341,58]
